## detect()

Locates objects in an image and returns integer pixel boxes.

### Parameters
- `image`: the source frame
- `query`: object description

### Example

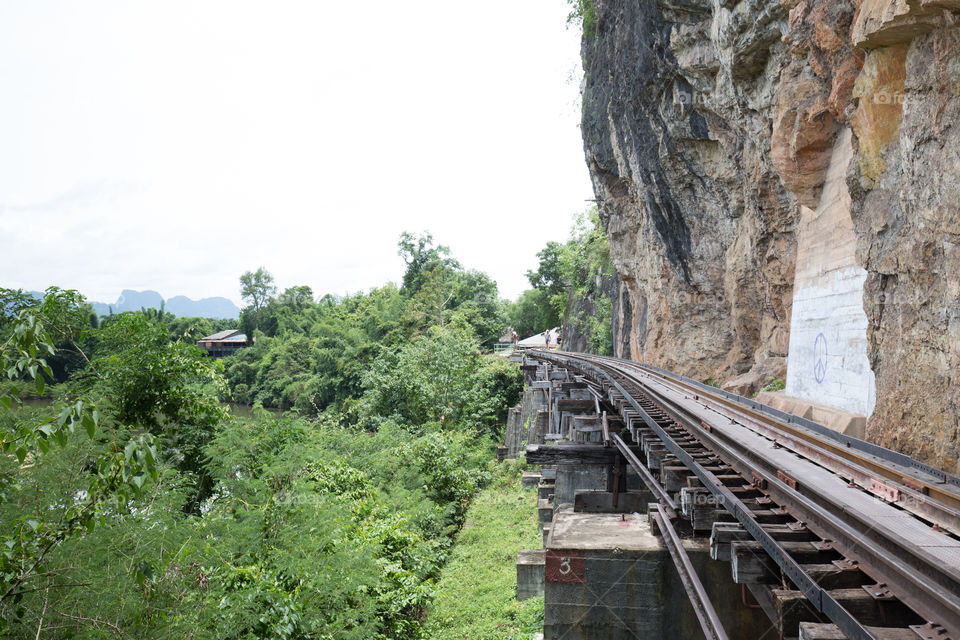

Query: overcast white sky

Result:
[0,1,594,305]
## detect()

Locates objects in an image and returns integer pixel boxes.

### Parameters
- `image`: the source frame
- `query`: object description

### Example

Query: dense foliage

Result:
[0,232,524,639]
[225,234,510,414]
[511,209,614,354]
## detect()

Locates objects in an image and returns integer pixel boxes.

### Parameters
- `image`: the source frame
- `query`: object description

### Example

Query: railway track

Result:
[525,350,960,640]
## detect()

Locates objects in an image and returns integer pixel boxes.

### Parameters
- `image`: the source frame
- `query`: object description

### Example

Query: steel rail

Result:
[632,357,960,494]
[607,358,960,536]
[544,351,960,639]
[611,432,677,518]
[631,369,960,638]
[530,351,901,640]
[652,505,729,640]
[532,352,876,635]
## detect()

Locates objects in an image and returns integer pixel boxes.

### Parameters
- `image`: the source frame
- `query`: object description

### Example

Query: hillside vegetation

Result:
[0,233,524,639]
[423,460,544,639]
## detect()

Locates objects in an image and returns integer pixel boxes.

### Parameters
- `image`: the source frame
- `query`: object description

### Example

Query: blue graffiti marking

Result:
[814,333,828,384]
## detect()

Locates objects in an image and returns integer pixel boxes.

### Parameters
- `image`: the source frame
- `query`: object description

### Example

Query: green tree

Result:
[513,208,613,354]
[0,287,98,382]
[0,290,158,625]
[525,241,564,294]
[85,313,227,508]
[397,232,460,296]
[398,234,507,345]
[361,319,513,431]
[0,265,523,638]
[240,267,278,331]
[507,288,555,338]
[280,285,314,311]
[516,241,564,332]
[402,265,458,334]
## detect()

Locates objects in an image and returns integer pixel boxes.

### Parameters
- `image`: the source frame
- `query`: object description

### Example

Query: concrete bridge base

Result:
[517,549,546,600]
[543,512,769,640]
[553,462,609,511]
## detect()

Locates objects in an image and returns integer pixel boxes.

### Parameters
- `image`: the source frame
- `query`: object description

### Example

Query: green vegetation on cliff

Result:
[514,208,614,354]
[566,0,598,38]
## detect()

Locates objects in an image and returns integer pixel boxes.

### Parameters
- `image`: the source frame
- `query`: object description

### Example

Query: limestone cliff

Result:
[579,0,960,470]
[848,4,960,469]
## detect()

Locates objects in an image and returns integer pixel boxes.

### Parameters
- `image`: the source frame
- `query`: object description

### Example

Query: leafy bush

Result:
[567,0,598,38]
[361,320,518,433]
[398,431,491,529]
[759,378,786,394]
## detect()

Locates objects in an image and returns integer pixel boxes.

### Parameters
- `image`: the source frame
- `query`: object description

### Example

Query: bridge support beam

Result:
[543,512,768,640]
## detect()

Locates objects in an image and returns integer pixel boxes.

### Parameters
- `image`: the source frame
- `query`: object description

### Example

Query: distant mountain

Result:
[165,295,240,319]
[116,289,164,311]
[15,288,240,319]
[88,289,240,319]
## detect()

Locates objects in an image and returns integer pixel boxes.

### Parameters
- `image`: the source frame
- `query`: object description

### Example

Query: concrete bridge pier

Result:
[553,459,610,512]
[543,511,769,640]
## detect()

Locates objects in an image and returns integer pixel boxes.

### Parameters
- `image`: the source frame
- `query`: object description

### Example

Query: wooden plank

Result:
[735,541,841,564]
[573,490,654,513]
[710,523,746,561]
[525,444,636,465]
[773,589,820,637]
[662,465,693,492]
[731,541,840,585]
[714,473,749,487]
[710,523,818,562]
[828,588,921,627]
[680,487,718,532]
[798,622,847,639]
[645,445,668,470]
[711,508,795,525]
[804,564,870,590]
[732,542,780,584]
[556,398,594,411]
[776,588,919,635]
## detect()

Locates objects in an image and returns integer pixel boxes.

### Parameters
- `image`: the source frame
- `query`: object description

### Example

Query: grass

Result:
[423,459,544,640]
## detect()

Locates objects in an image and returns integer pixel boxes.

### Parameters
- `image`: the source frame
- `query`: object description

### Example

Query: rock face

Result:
[579,0,960,470]
[581,0,810,387]
[848,20,960,469]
